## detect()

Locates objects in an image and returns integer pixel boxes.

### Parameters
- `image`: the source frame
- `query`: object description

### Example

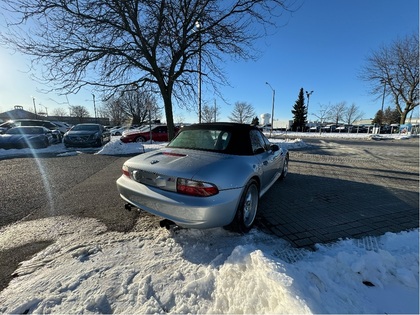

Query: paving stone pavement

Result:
[256,138,419,248]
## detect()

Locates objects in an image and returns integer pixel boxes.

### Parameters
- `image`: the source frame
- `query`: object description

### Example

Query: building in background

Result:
[0,105,109,126]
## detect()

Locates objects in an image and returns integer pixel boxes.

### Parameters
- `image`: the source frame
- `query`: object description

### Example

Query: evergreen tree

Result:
[251,116,260,126]
[372,110,384,125]
[291,88,307,131]
[373,106,400,125]
[383,106,401,124]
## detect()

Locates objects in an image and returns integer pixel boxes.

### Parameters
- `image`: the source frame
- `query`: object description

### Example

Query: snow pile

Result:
[0,216,417,314]
[96,136,308,155]
[97,139,164,155]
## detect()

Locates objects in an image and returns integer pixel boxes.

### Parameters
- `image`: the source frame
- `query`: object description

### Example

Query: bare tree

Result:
[100,98,127,126]
[360,33,419,124]
[343,103,364,125]
[326,101,346,125]
[51,107,68,117]
[122,88,161,125]
[102,87,161,126]
[228,101,255,124]
[313,103,332,132]
[201,103,220,123]
[1,0,297,139]
[70,105,90,123]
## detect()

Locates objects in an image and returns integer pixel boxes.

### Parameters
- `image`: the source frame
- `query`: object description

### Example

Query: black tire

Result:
[228,179,259,233]
[36,137,49,149]
[96,138,103,147]
[279,154,289,180]
[135,136,146,143]
[42,139,49,148]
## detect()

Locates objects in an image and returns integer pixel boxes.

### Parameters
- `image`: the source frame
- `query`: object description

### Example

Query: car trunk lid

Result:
[124,148,225,191]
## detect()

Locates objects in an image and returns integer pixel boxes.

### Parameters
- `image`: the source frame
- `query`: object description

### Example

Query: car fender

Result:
[192,154,262,191]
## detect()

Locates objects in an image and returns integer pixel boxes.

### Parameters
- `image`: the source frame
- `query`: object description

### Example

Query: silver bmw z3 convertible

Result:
[116,122,288,232]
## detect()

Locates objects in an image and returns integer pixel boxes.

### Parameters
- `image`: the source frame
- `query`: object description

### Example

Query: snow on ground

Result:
[276,130,415,140]
[0,218,418,314]
[0,133,418,314]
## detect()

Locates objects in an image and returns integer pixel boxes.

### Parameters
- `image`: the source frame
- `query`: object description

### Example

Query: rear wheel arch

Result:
[226,178,260,233]
[135,136,146,142]
[279,152,289,179]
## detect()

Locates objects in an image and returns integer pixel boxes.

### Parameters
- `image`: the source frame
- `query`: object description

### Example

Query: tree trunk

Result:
[160,87,175,141]
[400,110,408,125]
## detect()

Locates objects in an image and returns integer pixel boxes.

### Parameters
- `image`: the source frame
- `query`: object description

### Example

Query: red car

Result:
[120,125,179,143]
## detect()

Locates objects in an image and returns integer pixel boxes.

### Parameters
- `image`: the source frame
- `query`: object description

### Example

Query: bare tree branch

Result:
[360,33,419,124]
[0,0,298,138]
[228,101,255,124]
[343,103,364,125]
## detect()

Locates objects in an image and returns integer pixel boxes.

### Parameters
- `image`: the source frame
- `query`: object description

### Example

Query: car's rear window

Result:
[71,124,100,131]
[168,129,231,151]
[7,127,44,135]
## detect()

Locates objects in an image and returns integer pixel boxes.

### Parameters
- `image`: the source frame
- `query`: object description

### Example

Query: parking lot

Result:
[257,137,419,248]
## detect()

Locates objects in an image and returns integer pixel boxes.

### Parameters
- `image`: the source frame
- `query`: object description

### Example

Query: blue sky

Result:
[0,0,418,124]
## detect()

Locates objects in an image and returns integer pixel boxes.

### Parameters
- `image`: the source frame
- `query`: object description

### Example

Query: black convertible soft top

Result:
[175,122,260,156]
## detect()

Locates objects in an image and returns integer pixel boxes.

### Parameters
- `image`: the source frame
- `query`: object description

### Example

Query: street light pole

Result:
[195,20,202,123]
[39,104,48,117]
[92,93,97,123]
[305,90,313,131]
[305,90,313,115]
[32,97,38,119]
[265,82,275,138]
[380,79,388,112]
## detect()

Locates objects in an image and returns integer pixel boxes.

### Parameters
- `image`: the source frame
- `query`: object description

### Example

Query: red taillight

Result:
[177,178,219,197]
[122,165,130,177]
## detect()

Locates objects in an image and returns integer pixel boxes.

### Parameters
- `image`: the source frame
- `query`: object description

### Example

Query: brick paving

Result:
[256,138,419,248]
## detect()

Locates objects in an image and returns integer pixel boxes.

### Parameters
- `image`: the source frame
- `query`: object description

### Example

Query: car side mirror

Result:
[254,147,265,155]
[270,144,279,152]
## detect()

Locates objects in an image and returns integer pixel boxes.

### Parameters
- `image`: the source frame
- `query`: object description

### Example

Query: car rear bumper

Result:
[116,175,242,229]
[119,137,136,143]
[64,138,99,147]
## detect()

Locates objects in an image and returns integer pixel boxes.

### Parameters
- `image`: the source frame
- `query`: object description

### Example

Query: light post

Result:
[265,82,275,137]
[39,104,48,117]
[305,90,313,131]
[31,96,38,119]
[195,20,202,123]
[92,93,97,123]
[147,102,152,144]
[214,99,217,122]
[380,78,390,112]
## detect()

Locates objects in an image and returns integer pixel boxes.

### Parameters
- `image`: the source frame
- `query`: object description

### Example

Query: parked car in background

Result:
[321,124,337,133]
[117,122,289,232]
[120,124,179,143]
[63,123,111,148]
[335,125,354,133]
[111,125,138,136]
[51,121,72,135]
[0,126,53,149]
[0,119,62,143]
